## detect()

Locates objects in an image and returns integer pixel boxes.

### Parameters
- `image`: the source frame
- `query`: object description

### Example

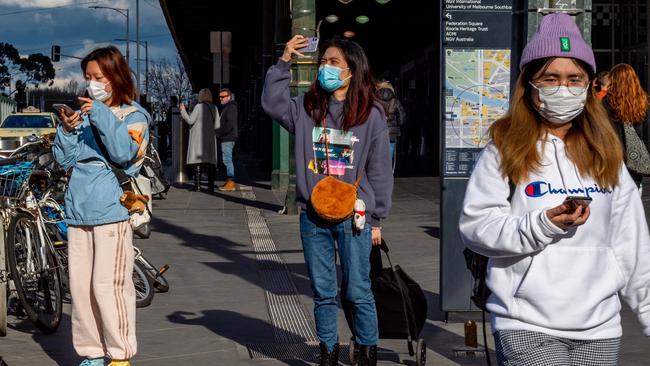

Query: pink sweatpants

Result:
[68,221,137,360]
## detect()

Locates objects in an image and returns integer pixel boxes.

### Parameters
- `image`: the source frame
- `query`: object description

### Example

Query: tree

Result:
[147,56,193,119]
[0,42,56,89]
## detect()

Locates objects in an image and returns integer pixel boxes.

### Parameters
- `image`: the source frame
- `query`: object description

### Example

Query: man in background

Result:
[216,88,238,191]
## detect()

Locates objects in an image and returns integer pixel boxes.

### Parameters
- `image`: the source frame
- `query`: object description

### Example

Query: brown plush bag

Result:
[310,120,361,222]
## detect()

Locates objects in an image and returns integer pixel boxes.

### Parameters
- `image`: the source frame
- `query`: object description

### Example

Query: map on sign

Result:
[445,49,510,149]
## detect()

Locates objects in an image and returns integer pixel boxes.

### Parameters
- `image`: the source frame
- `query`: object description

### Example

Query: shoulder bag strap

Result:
[89,123,131,187]
[322,117,331,176]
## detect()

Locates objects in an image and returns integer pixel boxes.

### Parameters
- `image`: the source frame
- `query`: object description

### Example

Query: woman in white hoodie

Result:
[460,13,650,365]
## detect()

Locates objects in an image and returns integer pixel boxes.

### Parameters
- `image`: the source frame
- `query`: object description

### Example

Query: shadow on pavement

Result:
[166,309,310,365]
[152,216,314,298]
[205,189,284,213]
[8,312,80,365]
[421,226,440,239]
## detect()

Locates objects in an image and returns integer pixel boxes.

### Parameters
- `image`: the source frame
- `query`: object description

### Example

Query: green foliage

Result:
[0,42,56,86]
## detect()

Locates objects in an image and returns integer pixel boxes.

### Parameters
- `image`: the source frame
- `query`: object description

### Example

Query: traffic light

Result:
[51,45,61,62]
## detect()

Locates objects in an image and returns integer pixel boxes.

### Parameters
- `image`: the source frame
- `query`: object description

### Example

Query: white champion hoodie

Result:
[459,135,650,340]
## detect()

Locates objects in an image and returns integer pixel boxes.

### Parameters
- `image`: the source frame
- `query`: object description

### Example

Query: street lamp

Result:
[89,6,130,67]
[115,39,148,96]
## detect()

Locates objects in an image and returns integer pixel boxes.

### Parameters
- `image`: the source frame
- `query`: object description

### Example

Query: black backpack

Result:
[463,179,516,312]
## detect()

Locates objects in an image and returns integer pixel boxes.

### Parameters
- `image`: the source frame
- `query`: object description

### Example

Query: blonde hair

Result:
[198,88,213,103]
[490,58,623,189]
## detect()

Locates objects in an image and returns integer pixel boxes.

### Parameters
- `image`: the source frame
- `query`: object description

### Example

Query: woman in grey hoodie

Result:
[262,36,393,366]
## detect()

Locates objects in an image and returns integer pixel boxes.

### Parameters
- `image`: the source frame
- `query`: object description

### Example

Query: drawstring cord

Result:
[551,137,588,196]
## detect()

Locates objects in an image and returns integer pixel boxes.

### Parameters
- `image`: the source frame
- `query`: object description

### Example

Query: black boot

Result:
[206,164,215,192]
[358,345,377,366]
[318,343,339,366]
[192,165,201,191]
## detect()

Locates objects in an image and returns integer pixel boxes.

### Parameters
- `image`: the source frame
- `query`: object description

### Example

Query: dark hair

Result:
[219,88,232,96]
[81,46,135,106]
[304,38,377,131]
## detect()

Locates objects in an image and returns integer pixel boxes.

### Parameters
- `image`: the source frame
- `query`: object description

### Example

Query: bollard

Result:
[171,105,188,186]
[465,320,478,348]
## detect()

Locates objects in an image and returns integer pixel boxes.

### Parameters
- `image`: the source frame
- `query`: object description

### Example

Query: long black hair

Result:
[304,37,377,131]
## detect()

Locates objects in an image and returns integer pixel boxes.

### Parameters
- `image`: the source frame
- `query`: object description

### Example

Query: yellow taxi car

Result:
[0,106,60,157]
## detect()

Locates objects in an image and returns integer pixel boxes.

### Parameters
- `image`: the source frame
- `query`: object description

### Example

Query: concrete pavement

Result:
[0,160,649,365]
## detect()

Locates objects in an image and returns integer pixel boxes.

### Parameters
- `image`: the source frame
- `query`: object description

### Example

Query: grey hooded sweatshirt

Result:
[262,59,393,226]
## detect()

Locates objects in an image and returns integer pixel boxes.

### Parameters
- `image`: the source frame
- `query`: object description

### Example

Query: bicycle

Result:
[0,137,63,333]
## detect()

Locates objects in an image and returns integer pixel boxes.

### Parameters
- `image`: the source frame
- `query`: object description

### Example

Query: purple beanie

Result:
[519,13,596,73]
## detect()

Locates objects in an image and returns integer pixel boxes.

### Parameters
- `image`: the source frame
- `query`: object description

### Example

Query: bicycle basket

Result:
[0,161,34,201]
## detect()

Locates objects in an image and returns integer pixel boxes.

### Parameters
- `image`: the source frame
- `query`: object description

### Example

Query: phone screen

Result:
[297,37,319,53]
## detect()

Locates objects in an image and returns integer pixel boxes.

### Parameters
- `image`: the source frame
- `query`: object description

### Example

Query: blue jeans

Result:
[300,210,378,351]
[221,141,235,179]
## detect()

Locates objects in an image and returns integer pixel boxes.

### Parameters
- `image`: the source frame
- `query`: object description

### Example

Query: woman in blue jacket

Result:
[54,46,150,366]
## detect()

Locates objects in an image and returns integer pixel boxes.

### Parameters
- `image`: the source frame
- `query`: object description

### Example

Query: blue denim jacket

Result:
[54,101,151,226]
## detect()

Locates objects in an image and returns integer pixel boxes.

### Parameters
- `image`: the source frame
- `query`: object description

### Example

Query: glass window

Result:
[1,115,54,129]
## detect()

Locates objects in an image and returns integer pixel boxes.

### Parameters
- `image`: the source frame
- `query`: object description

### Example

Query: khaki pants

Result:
[68,221,137,360]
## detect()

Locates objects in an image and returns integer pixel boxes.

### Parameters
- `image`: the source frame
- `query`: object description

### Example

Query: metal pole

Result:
[136,0,141,92]
[126,9,130,68]
[144,41,149,98]
[283,0,316,215]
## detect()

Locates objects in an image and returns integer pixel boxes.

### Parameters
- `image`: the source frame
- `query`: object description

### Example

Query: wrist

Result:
[280,54,291,63]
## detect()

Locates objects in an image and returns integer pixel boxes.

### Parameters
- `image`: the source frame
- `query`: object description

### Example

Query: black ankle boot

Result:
[318,343,339,366]
[192,165,201,191]
[358,345,377,366]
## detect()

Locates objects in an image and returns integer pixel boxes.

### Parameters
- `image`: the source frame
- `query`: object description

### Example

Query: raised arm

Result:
[261,35,311,134]
[81,97,144,166]
[180,103,203,127]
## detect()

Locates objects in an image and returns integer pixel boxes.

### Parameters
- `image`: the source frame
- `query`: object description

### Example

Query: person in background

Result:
[180,88,219,192]
[262,35,393,366]
[460,14,650,365]
[216,88,238,191]
[602,63,650,189]
[376,80,405,172]
[54,46,150,366]
[593,71,610,101]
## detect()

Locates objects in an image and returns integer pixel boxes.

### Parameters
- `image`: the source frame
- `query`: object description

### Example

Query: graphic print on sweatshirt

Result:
[524,180,612,197]
[308,127,358,176]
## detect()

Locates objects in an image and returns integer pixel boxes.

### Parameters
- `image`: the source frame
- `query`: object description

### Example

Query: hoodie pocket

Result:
[513,246,625,330]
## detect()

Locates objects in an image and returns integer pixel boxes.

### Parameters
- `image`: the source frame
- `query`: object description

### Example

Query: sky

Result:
[0,0,178,90]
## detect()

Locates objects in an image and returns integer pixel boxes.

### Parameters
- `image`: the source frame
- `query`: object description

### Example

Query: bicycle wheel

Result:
[133,260,154,308]
[6,212,62,333]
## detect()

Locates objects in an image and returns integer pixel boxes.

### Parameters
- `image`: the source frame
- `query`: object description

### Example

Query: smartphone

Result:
[563,196,592,212]
[52,103,75,117]
[296,37,319,53]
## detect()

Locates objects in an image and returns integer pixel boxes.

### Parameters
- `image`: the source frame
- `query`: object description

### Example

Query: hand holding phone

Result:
[52,103,75,117]
[296,37,319,53]
[562,196,592,213]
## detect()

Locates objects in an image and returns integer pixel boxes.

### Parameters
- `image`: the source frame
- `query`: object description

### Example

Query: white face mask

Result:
[86,80,112,102]
[534,85,587,125]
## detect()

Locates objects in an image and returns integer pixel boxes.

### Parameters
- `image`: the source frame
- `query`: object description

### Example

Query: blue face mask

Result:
[318,64,351,92]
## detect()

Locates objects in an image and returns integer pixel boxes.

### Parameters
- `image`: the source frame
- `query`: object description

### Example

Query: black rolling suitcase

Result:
[341,240,428,366]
